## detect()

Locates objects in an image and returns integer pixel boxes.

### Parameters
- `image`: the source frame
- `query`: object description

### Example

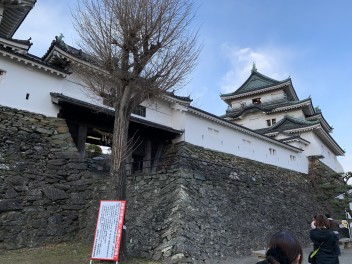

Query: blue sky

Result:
[14,0,352,173]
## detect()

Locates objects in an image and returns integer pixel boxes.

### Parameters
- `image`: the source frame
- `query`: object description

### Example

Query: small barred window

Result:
[0,69,6,83]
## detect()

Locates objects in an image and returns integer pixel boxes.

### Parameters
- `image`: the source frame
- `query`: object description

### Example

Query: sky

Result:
[14,0,352,173]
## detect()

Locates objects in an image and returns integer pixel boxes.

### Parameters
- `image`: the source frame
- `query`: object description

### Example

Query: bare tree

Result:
[72,0,200,200]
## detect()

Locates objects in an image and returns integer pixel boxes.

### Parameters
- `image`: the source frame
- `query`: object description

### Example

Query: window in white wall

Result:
[133,105,146,117]
[290,155,296,161]
[242,139,251,144]
[266,118,276,126]
[269,148,276,155]
[0,69,6,83]
[208,127,219,138]
[252,97,261,104]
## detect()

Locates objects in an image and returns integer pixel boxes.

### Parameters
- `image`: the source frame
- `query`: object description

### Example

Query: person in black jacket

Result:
[256,230,302,264]
[325,213,341,255]
[310,214,339,264]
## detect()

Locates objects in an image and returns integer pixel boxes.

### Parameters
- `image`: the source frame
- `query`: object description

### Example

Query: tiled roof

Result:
[306,112,333,132]
[0,0,37,38]
[2,36,31,46]
[279,135,310,144]
[255,115,320,134]
[220,70,291,98]
[42,36,96,67]
[255,115,344,155]
[164,91,193,103]
[0,41,68,75]
[222,98,314,119]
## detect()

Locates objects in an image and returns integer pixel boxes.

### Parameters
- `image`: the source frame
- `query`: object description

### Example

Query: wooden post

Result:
[77,125,87,157]
[143,140,152,173]
[151,143,164,173]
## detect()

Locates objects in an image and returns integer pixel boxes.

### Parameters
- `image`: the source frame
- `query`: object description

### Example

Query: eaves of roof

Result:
[279,135,310,145]
[271,98,314,115]
[256,115,344,155]
[0,0,37,38]
[221,80,293,102]
[256,115,321,134]
[223,98,314,119]
[42,39,106,75]
[42,37,96,65]
[306,112,333,132]
[0,45,68,76]
[221,70,290,97]
[0,36,31,51]
[163,91,192,104]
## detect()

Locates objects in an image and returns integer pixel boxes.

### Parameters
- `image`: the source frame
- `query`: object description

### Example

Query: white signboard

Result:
[90,200,126,261]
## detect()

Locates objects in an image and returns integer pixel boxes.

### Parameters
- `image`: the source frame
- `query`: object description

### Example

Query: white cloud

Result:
[219,44,294,93]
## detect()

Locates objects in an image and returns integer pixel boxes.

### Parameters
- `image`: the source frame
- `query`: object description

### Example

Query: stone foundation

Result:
[0,106,323,263]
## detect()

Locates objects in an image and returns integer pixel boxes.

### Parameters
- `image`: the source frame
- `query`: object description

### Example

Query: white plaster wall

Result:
[139,98,173,127]
[62,74,104,106]
[230,90,286,109]
[300,131,344,173]
[0,59,178,128]
[234,108,304,130]
[237,112,264,129]
[176,110,308,173]
[286,109,305,119]
[0,57,62,116]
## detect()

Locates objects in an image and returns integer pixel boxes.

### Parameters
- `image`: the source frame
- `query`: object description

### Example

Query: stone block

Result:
[0,199,23,212]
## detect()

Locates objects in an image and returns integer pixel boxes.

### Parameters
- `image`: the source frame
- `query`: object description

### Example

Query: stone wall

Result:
[0,105,324,263]
[0,106,108,249]
[126,143,323,263]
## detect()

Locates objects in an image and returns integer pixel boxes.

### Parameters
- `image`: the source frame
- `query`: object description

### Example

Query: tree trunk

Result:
[110,107,130,261]
[110,108,130,200]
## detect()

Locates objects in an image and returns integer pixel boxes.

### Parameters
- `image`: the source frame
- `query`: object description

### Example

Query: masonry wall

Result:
[126,143,323,263]
[0,106,109,249]
[0,105,324,264]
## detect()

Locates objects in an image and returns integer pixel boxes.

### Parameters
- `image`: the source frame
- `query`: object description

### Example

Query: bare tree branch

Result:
[71,0,200,200]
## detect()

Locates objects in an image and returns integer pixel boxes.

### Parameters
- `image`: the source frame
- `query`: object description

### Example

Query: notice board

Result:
[90,200,126,261]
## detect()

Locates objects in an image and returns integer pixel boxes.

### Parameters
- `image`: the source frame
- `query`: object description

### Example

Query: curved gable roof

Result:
[224,70,287,96]
[42,36,95,66]
[220,68,298,102]
[256,115,320,134]
[255,114,344,155]
[306,112,333,132]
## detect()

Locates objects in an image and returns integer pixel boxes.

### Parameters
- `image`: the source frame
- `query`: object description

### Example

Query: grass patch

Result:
[0,242,160,264]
